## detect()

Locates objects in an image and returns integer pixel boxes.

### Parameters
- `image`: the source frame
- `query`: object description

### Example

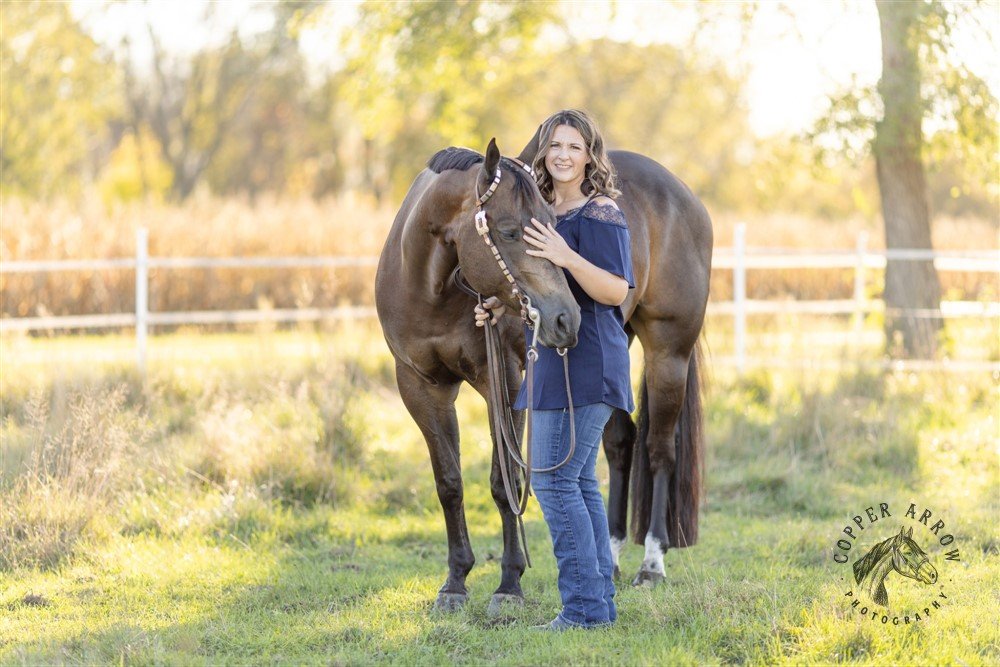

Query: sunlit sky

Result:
[70,0,998,138]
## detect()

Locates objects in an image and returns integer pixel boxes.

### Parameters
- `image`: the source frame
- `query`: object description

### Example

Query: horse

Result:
[853,526,938,607]
[375,132,711,615]
[375,139,579,614]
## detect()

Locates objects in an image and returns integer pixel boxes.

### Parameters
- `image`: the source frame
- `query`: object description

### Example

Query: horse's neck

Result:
[401,223,457,298]
[400,172,468,299]
[859,551,894,605]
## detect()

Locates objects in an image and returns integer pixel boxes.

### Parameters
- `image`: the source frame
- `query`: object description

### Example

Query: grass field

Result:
[1,323,998,665]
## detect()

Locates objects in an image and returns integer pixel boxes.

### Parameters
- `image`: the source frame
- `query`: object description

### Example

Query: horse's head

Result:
[892,526,937,584]
[433,139,580,348]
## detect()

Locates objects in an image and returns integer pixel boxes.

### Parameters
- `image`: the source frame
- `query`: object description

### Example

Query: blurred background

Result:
[1,0,997,363]
[2,5,999,661]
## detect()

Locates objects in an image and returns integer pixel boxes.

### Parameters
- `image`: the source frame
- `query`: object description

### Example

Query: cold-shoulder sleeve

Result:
[578,205,635,288]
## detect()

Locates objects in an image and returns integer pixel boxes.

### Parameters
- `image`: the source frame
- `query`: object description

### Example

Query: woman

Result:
[475,109,635,630]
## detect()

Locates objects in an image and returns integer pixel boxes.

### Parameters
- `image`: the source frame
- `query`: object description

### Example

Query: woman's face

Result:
[544,124,591,189]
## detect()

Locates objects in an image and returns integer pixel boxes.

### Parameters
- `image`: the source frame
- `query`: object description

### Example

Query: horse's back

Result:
[610,150,712,255]
[609,150,712,335]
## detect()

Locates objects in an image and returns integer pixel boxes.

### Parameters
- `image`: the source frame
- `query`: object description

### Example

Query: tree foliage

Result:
[1,0,994,225]
[808,1,998,219]
[1,1,121,197]
[339,1,753,206]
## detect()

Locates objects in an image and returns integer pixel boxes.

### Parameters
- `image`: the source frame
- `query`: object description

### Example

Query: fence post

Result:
[136,228,149,377]
[853,231,868,346]
[734,223,746,375]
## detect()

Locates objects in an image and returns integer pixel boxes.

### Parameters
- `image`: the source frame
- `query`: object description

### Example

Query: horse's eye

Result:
[499,228,520,242]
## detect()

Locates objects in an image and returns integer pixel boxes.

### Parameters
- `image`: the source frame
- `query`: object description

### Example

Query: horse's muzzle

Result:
[917,562,938,584]
[537,306,580,349]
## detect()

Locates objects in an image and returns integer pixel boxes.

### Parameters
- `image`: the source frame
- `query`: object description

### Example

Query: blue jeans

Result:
[530,402,616,627]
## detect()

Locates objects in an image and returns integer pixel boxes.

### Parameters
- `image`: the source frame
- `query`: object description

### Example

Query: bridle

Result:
[472,159,536,323]
[892,538,931,580]
[454,156,577,568]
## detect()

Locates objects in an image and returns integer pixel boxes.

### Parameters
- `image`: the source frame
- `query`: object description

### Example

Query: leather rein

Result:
[453,157,577,568]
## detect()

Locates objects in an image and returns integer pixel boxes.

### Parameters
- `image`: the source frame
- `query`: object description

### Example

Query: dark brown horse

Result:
[375,134,711,614]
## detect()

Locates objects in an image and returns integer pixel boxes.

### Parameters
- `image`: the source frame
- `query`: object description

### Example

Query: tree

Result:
[340,1,751,206]
[874,0,941,358]
[0,1,121,197]
[121,27,260,201]
[119,1,324,201]
[807,1,996,358]
[340,0,558,202]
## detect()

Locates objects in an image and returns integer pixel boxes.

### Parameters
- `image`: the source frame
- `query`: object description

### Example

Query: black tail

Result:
[629,341,705,548]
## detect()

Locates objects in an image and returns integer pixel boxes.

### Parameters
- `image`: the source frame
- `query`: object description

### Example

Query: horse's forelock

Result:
[505,162,541,206]
[898,531,926,556]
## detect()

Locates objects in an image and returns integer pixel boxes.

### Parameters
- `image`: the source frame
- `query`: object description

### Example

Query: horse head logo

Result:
[853,526,938,607]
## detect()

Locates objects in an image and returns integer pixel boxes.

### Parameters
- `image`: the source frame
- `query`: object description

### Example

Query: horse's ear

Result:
[518,124,541,164]
[479,138,501,193]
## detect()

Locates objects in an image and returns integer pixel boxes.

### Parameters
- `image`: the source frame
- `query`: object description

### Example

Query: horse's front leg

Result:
[471,370,527,617]
[394,360,474,611]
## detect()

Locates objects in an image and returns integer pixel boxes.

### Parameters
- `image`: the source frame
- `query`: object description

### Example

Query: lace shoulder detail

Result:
[581,200,627,227]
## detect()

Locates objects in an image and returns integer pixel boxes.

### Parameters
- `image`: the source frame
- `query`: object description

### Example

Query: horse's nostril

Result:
[556,313,569,333]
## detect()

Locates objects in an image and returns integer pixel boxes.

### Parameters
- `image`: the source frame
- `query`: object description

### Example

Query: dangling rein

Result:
[453,158,576,568]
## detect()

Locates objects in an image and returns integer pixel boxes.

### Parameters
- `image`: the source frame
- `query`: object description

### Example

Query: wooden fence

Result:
[2,224,997,374]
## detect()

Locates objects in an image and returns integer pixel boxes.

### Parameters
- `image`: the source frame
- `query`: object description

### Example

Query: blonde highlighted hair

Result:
[532,109,621,204]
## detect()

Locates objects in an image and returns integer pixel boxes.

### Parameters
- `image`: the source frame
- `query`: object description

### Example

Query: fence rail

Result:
[2,225,998,374]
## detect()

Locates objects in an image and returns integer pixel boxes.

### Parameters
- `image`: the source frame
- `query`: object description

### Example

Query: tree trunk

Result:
[874,0,942,359]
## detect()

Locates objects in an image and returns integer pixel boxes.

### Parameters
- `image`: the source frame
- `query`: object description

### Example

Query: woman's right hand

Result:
[474,296,506,327]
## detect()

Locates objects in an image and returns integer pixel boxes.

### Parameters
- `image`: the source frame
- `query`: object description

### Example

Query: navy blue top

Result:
[514,199,636,413]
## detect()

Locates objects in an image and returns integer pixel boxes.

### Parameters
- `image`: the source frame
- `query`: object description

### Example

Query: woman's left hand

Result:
[524,218,577,269]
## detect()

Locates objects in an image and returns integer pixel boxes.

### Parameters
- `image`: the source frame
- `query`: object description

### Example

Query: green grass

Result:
[1,324,998,665]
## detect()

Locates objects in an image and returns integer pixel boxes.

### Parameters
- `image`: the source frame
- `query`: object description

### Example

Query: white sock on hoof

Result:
[641,533,665,574]
[610,536,626,571]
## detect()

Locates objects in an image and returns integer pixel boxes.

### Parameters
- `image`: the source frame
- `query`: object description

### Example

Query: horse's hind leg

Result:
[634,353,687,586]
[631,320,694,586]
[394,360,474,611]
[602,408,636,580]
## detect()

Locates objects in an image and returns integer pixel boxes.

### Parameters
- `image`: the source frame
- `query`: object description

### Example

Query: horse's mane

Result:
[853,535,895,583]
[428,147,484,173]
[427,147,537,201]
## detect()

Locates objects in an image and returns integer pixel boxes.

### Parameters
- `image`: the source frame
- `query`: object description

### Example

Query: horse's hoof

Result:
[486,593,524,617]
[434,591,468,611]
[631,569,664,588]
[613,565,622,581]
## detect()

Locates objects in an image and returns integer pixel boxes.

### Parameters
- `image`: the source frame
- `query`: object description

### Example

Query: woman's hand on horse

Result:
[524,217,577,269]
[474,296,506,327]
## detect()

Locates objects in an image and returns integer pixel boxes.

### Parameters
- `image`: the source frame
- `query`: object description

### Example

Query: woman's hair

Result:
[532,109,621,203]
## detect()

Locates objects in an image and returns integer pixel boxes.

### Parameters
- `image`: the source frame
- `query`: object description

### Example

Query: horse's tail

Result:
[630,341,705,548]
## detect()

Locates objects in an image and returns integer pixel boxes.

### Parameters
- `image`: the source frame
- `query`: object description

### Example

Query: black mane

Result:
[853,535,894,583]
[427,147,538,201]
[427,147,484,173]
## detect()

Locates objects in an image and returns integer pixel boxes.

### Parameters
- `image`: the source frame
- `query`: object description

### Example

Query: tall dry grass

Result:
[1,193,395,319]
[0,386,149,570]
[0,336,379,571]
[1,195,996,320]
